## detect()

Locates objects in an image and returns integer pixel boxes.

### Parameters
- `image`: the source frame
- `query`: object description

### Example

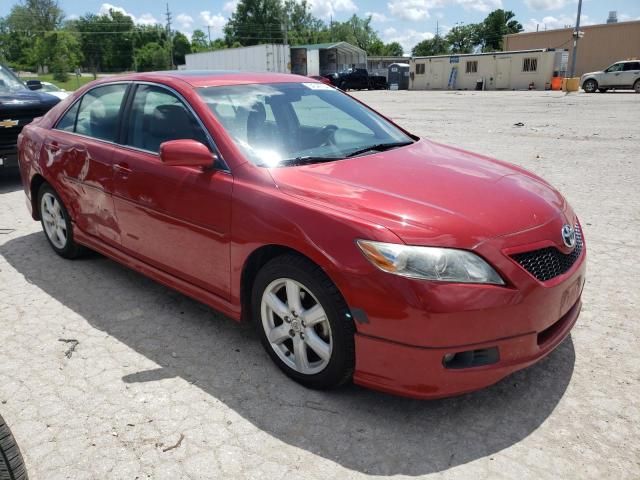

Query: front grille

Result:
[511,225,583,282]
[0,109,47,149]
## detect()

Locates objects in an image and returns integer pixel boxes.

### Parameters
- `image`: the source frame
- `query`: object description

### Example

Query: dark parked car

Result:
[326,68,387,91]
[0,65,60,169]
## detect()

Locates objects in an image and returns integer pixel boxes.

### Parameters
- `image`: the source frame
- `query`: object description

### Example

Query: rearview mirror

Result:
[26,80,43,91]
[159,139,216,168]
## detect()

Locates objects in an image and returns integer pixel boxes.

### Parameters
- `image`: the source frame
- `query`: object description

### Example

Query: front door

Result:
[496,57,511,89]
[600,63,624,87]
[45,83,129,245]
[111,83,233,299]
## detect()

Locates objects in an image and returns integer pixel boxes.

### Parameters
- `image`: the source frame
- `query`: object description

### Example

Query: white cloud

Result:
[382,27,434,54]
[387,0,501,22]
[223,1,239,14]
[524,0,571,11]
[137,13,158,26]
[366,11,389,23]
[306,0,357,19]
[176,13,194,30]
[98,3,158,25]
[200,10,226,33]
[523,14,592,32]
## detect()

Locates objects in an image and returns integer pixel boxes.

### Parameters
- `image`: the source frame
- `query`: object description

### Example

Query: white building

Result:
[410,49,568,91]
[184,44,291,73]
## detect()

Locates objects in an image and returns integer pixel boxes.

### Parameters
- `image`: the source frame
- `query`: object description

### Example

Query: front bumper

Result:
[0,148,18,168]
[353,297,581,399]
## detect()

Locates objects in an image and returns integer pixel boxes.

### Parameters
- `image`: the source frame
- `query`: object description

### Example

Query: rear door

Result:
[622,62,640,88]
[111,83,233,298]
[46,83,129,245]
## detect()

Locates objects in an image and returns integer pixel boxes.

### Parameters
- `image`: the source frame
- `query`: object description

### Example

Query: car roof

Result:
[92,70,314,88]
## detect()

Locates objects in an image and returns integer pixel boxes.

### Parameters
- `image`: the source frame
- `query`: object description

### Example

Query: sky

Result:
[2,0,639,53]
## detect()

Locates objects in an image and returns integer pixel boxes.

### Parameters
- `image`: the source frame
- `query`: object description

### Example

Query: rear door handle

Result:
[113,163,132,174]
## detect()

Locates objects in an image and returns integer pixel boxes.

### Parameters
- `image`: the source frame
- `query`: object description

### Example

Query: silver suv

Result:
[581,60,640,93]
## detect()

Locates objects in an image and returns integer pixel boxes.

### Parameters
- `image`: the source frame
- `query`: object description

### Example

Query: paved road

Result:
[0,90,638,479]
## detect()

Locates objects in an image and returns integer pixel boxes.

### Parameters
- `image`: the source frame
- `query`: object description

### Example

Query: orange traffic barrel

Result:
[551,77,563,90]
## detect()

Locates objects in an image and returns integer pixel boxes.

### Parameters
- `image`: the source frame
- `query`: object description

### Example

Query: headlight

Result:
[356,240,504,285]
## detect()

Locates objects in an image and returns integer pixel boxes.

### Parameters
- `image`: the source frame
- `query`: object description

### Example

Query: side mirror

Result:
[159,139,216,168]
[26,80,43,91]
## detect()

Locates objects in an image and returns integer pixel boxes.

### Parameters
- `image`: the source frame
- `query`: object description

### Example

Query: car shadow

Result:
[0,169,22,194]
[0,232,576,476]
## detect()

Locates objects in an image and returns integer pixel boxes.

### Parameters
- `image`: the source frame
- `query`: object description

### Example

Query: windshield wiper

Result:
[344,141,413,158]
[277,156,343,167]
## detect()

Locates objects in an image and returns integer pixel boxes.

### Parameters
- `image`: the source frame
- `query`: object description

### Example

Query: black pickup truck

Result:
[325,68,388,91]
[0,64,60,169]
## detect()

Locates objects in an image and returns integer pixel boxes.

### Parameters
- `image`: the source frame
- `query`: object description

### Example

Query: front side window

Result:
[199,82,413,167]
[71,84,128,142]
[605,63,624,73]
[124,84,209,153]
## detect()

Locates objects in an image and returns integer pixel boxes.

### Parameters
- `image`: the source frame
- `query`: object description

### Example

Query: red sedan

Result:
[17,72,586,399]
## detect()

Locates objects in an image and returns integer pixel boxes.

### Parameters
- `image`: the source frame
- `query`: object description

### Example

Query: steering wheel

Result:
[316,124,339,147]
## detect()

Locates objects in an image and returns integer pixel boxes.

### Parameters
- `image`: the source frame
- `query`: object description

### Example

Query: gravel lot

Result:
[0,90,638,479]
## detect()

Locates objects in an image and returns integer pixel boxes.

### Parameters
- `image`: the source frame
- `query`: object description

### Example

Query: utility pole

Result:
[206,25,212,47]
[165,3,174,69]
[569,0,583,78]
[283,14,288,45]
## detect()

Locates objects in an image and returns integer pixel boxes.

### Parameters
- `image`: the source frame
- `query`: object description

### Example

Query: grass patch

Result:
[19,74,96,92]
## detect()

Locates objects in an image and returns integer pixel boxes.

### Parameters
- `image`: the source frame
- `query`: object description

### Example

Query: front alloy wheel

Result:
[252,254,355,389]
[583,79,597,93]
[261,278,332,375]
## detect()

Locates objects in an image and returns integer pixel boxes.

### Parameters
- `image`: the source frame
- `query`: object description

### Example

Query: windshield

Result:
[0,65,28,94]
[41,83,61,92]
[198,82,413,167]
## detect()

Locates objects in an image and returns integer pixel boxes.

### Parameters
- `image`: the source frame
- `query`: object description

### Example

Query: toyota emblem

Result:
[561,224,576,249]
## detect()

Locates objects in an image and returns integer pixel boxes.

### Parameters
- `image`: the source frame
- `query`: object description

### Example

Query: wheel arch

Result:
[239,244,347,323]
[30,173,47,220]
[582,76,598,90]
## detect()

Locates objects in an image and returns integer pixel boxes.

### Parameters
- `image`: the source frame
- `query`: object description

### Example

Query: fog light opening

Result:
[442,347,500,369]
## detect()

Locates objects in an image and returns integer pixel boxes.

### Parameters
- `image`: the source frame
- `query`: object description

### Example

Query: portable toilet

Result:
[388,63,410,90]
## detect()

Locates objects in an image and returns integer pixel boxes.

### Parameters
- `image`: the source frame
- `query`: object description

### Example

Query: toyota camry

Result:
[17,71,586,399]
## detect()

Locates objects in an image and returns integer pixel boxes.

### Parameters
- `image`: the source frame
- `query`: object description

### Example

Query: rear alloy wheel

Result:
[582,79,598,93]
[38,184,84,259]
[634,80,640,93]
[252,254,355,389]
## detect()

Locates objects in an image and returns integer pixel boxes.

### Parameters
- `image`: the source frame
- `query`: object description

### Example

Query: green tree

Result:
[445,24,478,54]
[191,29,209,52]
[172,31,191,65]
[412,35,449,57]
[329,14,379,52]
[135,42,170,71]
[283,0,324,45]
[224,0,285,46]
[72,9,135,73]
[477,9,523,52]
[383,41,403,56]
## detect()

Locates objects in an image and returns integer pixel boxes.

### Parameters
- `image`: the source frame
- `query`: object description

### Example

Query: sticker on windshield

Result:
[302,82,334,91]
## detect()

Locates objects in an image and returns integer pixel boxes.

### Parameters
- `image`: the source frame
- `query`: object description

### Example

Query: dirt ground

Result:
[0,90,638,479]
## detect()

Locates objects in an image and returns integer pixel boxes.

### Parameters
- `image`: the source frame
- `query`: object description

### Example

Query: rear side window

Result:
[56,84,127,142]
[623,62,640,71]
[124,84,209,154]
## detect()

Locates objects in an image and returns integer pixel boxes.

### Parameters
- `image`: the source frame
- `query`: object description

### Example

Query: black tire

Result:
[598,88,608,93]
[634,79,640,93]
[251,254,355,390]
[0,415,28,480]
[582,79,598,93]
[37,183,84,259]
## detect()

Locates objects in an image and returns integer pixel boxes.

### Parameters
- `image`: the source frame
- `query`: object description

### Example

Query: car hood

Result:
[581,71,603,78]
[0,90,61,110]
[268,140,567,247]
